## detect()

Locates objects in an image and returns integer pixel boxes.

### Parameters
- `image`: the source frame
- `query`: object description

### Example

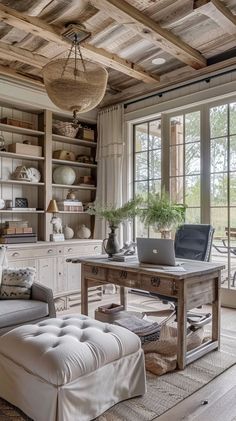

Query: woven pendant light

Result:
[42,25,108,123]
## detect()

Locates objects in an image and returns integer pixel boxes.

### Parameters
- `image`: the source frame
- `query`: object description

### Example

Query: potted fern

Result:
[140,192,186,238]
[88,196,142,256]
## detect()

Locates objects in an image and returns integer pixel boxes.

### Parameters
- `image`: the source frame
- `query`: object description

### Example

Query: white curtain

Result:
[94,104,125,245]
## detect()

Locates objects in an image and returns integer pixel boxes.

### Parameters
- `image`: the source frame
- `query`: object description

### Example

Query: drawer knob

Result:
[120,270,127,279]
[151,277,161,287]
[12,252,19,257]
[92,266,98,275]
[68,248,73,252]
[47,249,53,254]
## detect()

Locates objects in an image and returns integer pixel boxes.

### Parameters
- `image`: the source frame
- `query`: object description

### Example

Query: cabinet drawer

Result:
[7,247,58,260]
[64,243,102,256]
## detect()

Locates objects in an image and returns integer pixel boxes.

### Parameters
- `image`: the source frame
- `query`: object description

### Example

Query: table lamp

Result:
[46,199,65,242]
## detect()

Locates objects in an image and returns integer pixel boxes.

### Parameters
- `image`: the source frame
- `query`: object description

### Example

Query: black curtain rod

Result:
[124,67,236,108]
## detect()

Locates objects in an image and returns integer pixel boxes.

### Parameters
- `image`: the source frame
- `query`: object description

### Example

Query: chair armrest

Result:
[31,282,56,318]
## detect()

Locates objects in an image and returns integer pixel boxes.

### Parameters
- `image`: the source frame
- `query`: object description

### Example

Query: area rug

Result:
[0,330,236,421]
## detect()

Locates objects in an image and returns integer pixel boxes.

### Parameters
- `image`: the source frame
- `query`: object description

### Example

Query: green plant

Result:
[88,196,143,227]
[140,192,186,232]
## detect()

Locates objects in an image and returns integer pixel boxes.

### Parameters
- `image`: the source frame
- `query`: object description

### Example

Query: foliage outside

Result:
[88,196,142,227]
[140,192,186,231]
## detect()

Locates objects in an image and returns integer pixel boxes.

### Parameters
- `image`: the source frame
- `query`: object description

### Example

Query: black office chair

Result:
[143,224,215,328]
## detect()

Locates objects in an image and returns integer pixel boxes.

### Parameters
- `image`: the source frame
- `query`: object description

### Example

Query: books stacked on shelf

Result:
[115,316,161,344]
[0,220,37,243]
[57,200,83,212]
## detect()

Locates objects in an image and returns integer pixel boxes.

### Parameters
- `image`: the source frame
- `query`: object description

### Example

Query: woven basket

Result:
[52,120,78,138]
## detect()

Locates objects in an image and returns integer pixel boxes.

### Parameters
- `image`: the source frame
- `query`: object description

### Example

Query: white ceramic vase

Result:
[53,166,76,185]
[77,224,91,239]
[63,225,74,240]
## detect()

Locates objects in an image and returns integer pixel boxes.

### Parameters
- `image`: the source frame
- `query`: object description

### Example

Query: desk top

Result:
[71,256,225,280]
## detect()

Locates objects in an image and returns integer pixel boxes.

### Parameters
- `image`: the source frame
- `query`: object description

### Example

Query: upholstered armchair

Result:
[0,282,56,336]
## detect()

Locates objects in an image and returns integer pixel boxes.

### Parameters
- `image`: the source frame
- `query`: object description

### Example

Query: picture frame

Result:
[15,197,28,208]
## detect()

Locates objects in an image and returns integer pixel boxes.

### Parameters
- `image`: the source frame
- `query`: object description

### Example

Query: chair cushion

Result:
[0,267,36,299]
[0,300,49,328]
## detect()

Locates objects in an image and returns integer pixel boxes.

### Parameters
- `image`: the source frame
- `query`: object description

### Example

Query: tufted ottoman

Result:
[0,314,146,421]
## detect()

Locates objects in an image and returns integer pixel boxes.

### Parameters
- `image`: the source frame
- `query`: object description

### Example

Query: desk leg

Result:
[177,283,187,370]
[81,265,88,316]
[212,273,221,349]
[120,287,128,310]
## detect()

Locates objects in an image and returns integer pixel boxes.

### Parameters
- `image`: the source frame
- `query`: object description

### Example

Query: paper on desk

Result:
[139,263,186,272]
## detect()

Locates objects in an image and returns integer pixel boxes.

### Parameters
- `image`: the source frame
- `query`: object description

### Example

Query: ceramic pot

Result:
[77,224,91,239]
[63,225,74,240]
[53,166,76,185]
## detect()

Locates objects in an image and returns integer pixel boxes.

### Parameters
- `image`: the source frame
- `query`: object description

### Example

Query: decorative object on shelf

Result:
[77,224,91,239]
[53,166,76,185]
[42,23,108,124]
[8,142,42,157]
[0,198,5,210]
[46,199,65,242]
[78,126,95,141]
[88,197,142,256]
[66,189,76,201]
[11,166,41,182]
[140,192,186,239]
[52,120,78,138]
[63,225,74,240]
[76,155,94,164]
[53,149,76,161]
[0,134,6,151]
[80,175,95,186]
[5,200,12,209]
[15,198,28,208]
[0,117,33,130]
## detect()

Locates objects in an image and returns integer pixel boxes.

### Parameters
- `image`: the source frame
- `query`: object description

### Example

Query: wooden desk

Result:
[70,257,224,369]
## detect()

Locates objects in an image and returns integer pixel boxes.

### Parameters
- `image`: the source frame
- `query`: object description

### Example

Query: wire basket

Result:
[52,120,79,138]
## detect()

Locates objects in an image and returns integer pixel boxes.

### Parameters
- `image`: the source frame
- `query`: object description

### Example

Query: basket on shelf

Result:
[52,120,79,138]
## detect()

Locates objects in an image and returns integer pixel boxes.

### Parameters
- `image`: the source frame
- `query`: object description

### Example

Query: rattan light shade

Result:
[43,58,108,114]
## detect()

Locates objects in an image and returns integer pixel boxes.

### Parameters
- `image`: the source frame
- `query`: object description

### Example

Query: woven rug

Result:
[0,329,236,421]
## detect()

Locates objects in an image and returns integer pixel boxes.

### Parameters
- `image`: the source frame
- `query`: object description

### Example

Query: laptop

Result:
[136,237,176,267]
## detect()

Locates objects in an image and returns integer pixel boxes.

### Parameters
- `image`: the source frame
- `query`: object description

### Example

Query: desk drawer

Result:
[107,269,140,288]
[139,274,178,297]
[83,265,107,281]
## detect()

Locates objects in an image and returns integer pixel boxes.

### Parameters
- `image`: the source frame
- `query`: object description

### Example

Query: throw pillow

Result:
[0,267,36,299]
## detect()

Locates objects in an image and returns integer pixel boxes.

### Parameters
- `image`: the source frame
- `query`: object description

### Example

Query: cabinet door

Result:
[54,256,67,295]
[66,258,81,293]
[7,259,38,276]
[38,257,56,292]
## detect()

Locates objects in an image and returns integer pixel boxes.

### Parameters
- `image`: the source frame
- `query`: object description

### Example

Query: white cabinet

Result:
[6,239,103,310]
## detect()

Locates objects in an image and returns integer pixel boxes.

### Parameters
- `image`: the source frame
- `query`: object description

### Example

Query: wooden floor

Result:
[64,291,236,421]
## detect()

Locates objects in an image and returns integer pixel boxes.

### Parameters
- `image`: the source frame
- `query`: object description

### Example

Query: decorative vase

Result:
[77,224,91,239]
[63,225,74,240]
[103,225,120,257]
[66,189,76,200]
[53,166,76,185]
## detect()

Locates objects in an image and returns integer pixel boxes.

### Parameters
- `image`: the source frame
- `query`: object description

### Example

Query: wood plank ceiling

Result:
[0,0,235,107]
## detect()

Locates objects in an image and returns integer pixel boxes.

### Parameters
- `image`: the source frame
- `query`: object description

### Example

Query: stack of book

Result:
[0,220,37,243]
[115,316,161,344]
[57,200,83,212]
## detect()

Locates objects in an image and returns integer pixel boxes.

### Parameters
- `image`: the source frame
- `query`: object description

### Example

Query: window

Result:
[133,119,161,237]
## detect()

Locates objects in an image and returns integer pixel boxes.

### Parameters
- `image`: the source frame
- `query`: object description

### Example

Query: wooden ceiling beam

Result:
[194,0,236,35]
[0,41,48,68]
[0,64,43,86]
[90,0,206,70]
[0,3,159,84]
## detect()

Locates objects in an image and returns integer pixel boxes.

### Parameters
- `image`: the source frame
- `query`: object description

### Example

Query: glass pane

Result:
[185,143,200,175]
[134,181,148,200]
[135,123,148,152]
[210,104,227,138]
[211,207,228,237]
[170,116,183,146]
[134,152,148,180]
[185,207,200,223]
[149,149,161,179]
[211,173,228,206]
[149,120,161,149]
[230,208,236,232]
[170,145,184,176]
[185,111,200,143]
[230,102,236,135]
[230,136,236,171]
[149,179,161,195]
[211,138,227,172]
[230,173,236,206]
[185,175,200,206]
[135,216,148,238]
[170,176,184,203]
